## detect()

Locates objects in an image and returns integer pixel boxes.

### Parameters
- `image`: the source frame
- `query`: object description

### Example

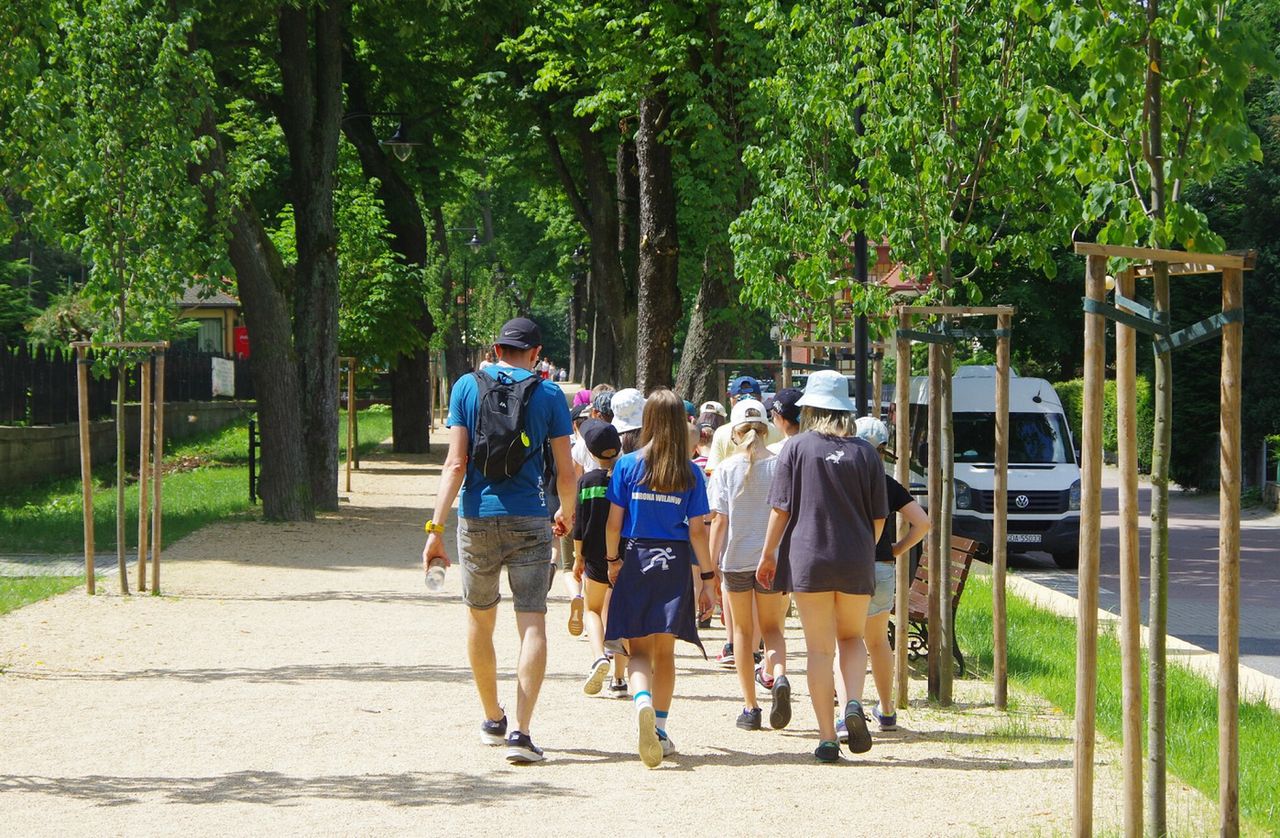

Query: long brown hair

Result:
[638,389,694,493]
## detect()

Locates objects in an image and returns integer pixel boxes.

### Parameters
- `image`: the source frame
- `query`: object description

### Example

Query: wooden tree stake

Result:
[345,358,354,493]
[136,357,152,592]
[1074,252,1107,836]
[894,311,912,709]
[76,347,95,595]
[993,312,1011,709]
[150,351,166,594]
[1219,266,1243,837]
[1116,269,1143,837]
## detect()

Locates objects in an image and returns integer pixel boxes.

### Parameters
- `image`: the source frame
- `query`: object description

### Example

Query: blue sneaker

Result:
[843,699,872,754]
[814,740,841,763]
[505,731,545,763]
[835,718,848,742]
[480,713,507,745]
[873,704,898,731]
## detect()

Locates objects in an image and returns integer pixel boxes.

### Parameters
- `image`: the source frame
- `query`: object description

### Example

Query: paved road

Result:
[1011,467,1280,679]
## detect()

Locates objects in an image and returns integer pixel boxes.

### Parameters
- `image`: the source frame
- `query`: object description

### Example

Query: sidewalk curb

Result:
[1003,571,1280,712]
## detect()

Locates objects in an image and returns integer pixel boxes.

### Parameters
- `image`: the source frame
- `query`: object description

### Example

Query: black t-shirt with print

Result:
[573,467,612,569]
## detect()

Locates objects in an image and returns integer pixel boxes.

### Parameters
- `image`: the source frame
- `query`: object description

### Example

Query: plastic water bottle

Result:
[425,559,447,592]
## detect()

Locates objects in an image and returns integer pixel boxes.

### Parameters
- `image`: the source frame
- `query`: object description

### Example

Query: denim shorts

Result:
[867,562,897,617]
[457,515,553,613]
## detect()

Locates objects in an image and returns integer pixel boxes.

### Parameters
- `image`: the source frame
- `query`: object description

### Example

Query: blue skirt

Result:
[605,538,704,655]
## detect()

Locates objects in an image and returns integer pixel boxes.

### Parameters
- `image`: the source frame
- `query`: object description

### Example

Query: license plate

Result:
[1008,533,1042,544]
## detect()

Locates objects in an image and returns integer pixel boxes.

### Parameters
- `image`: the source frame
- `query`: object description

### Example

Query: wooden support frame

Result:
[890,304,1014,708]
[1069,243,1252,837]
[71,341,168,596]
[893,311,912,709]
[341,357,357,493]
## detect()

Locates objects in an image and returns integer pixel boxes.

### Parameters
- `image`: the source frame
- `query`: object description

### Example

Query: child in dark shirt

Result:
[573,419,629,698]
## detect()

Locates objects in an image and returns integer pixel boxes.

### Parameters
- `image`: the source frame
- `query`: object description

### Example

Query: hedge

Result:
[1056,376,1154,473]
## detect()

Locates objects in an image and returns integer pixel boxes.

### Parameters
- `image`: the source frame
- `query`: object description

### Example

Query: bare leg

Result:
[793,592,838,742]
[651,633,677,713]
[863,611,894,710]
[467,606,502,722]
[728,589,758,709]
[834,593,871,707]
[628,635,653,697]
[757,591,788,680]
[583,578,610,661]
[513,610,547,734]
[721,578,735,652]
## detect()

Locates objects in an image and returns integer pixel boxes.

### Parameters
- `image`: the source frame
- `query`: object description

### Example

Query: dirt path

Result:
[0,447,1225,836]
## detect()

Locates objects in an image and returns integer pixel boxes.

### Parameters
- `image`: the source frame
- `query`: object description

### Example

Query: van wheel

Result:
[1052,550,1079,570]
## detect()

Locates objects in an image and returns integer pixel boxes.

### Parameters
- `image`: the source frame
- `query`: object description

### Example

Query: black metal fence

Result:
[0,340,254,425]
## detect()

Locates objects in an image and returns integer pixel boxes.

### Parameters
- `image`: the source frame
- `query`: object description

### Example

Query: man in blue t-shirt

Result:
[423,317,576,764]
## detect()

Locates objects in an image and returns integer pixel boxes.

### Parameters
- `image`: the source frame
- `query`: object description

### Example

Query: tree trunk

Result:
[342,38,433,453]
[227,203,314,521]
[277,0,342,511]
[635,90,681,393]
[615,133,640,385]
[675,245,733,402]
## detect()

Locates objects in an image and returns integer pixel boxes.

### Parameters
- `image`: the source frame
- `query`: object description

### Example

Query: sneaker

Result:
[769,674,792,730]
[637,706,663,768]
[814,740,841,763]
[657,729,677,757]
[873,704,898,731]
[754,664,774,690]
[568,596,584,636]
[753,650,763,665]
[505,731,545,763]
[716,642,735,666]
[607,678,630,699]
[736,707,763,730]
[480,713,507,746]
[697,615,713,629]
[835,718,849,742]
[583,656,611,696]
[843,699,873,755]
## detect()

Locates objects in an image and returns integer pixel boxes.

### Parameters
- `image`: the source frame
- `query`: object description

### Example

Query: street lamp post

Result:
[462,232,481,361]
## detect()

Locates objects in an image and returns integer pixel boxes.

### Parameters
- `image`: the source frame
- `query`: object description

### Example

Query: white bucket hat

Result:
[729,398,768,430]
[796,369,855,413]
[610,388,646,434]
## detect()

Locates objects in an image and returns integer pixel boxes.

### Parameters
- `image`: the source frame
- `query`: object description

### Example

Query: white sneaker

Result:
[583,657,610,696]
[657,730,676,757]
[637,706,662,768]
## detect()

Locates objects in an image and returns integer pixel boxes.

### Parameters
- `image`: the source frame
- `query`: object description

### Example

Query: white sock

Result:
[634,690,653,713]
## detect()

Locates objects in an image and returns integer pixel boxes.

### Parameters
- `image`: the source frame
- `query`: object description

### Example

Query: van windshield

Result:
[953,412,1074,464]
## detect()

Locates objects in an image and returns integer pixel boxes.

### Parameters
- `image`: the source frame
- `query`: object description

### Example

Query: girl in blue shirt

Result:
[605,389,717,767]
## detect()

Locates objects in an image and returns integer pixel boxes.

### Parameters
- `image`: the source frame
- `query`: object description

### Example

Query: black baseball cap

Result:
[494,317,542,350]
[766,387,803,423]
[571,403,590,423]
[579,418,621,460]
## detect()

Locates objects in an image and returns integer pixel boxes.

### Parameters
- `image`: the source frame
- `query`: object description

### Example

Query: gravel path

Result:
[0,448,1225,836]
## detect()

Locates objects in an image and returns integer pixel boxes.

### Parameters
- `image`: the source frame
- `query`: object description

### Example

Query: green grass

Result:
[0,576,84,616]
[956,576,1280,833]
[0,407,395,555]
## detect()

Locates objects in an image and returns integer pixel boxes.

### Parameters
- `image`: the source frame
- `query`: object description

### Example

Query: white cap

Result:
[698,400,727,418]
[855,416,890,448]
[611,388,646,434]
[729,398,768,430]
[795,369,855,412]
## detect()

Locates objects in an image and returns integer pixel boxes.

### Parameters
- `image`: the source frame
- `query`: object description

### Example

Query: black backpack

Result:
[470,368,542,481]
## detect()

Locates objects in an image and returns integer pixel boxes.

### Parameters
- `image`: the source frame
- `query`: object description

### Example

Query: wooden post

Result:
[114,363,128,595]
[1219,266,1243,837]
[926,340,943,700]
[894,312,912,709]
[345,359,354,493]
[993,312,1011,710]
[938,344,955,706]
[872,344,883,420]
[149,350,166,594]
[76,347,95,595]
[136,358,152,592]
[718,364,727,405]
[1074,253,1107,836]
[1116,269,1143,837]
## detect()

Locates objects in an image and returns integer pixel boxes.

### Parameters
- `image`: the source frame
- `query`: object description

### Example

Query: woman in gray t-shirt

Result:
[757,370,887,763]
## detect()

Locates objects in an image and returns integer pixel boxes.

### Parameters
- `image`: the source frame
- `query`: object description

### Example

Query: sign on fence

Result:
[211,357,235,398]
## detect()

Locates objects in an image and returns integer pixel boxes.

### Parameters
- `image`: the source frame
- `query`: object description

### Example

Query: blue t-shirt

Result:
[447,364,572,518]
[607,451,711,541]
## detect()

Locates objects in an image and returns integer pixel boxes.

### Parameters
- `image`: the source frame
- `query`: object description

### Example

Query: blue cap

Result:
[728,376,762,398]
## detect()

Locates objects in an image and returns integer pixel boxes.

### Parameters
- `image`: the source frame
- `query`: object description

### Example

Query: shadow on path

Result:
[0,769,579,808]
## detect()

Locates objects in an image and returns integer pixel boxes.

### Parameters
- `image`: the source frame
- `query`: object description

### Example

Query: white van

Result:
[907,366,1081,569]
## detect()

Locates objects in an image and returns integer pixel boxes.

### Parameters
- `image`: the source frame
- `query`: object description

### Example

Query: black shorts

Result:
[583,553,610,585]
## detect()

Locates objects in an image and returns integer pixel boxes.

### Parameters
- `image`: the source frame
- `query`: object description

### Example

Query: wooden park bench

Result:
[888,536,987,677]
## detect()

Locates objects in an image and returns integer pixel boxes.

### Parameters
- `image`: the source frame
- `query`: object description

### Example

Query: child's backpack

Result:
[471,368,542,481]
